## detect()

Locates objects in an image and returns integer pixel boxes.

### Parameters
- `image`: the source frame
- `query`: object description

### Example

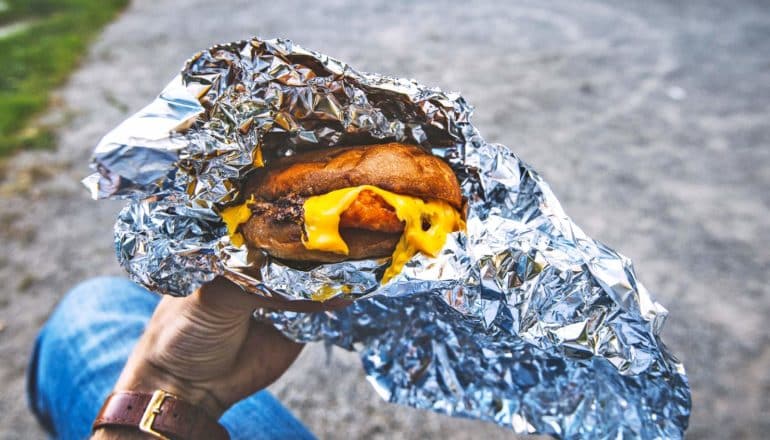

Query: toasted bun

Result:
[241,143,461,262]
[245,143,462,209]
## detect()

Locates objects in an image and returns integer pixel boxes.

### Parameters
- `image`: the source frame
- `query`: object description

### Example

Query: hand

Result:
[93,277,304,439]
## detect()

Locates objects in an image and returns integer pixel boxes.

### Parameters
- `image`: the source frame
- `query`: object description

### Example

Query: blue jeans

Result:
[27,277,316,440]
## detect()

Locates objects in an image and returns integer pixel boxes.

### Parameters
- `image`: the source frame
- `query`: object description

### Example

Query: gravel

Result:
[1,0,768,438]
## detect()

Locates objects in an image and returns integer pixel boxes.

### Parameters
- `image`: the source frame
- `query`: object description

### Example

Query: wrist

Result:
[114,354,226,420]
[92,390,230,440]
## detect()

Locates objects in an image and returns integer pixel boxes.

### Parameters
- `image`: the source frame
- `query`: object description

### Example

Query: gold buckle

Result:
[138,389,176,440]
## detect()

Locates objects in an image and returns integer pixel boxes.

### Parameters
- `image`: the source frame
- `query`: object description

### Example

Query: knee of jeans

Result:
[43,277,157,341]
[29,277,159,437]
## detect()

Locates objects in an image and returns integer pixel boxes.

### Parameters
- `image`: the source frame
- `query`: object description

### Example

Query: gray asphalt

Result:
[0,1,768,438]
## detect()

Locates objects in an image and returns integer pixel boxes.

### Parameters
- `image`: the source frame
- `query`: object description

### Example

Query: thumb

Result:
[194,277,271,317]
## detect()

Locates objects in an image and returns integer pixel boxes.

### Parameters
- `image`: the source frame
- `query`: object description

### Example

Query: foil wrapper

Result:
[85,38,691,438]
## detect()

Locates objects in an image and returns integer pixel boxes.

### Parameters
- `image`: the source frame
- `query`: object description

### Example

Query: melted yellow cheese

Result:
[220,195,254,247]
[303,185,464,284]
[311,284,352,302]
[252,145,264,167]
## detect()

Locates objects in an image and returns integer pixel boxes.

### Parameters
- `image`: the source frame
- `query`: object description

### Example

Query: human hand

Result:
[92,277,305,440]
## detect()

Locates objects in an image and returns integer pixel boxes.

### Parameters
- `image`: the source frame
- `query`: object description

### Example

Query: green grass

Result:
[0,0,128,156]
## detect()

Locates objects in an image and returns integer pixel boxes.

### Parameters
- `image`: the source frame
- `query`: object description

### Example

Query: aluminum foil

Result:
[85,38,691,438]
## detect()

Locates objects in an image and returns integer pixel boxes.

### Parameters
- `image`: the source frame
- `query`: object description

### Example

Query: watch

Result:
[92,390,229,440]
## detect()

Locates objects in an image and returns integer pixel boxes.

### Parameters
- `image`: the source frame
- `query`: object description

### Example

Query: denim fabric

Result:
[27,277,315,440]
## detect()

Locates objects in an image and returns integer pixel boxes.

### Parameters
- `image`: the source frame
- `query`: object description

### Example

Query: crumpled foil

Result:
[85,38,691,438]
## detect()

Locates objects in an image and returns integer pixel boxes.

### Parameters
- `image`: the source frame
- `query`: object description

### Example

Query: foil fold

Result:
[85,37,690,438]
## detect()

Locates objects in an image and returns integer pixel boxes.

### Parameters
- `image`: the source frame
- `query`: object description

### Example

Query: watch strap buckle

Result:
[138,389,176,439]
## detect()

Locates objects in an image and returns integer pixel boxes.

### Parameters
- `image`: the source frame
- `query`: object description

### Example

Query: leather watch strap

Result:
[93,390,229,440]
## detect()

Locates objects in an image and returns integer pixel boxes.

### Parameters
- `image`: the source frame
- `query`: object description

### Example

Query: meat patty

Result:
[339,190,402,233]
[248,189,404,233]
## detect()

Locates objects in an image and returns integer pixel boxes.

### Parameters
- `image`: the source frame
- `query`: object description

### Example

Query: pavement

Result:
[0,0,768,438]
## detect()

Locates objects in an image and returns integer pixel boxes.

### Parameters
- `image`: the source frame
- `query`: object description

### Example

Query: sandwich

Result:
[221,143,465,284]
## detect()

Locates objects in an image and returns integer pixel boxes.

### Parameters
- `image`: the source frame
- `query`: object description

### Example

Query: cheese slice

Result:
[220,195,254,247]
[303,185,464,283]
